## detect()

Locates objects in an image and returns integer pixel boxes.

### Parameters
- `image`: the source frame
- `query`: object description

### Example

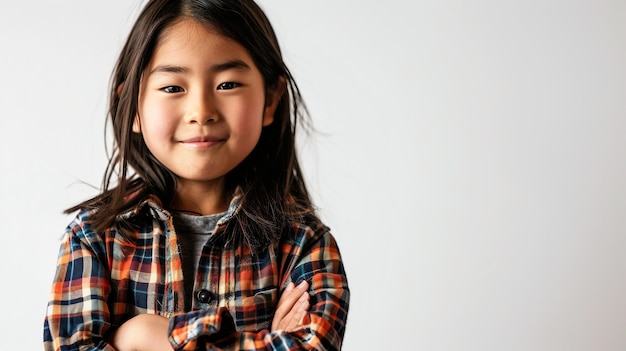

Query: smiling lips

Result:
[180,136,225,148]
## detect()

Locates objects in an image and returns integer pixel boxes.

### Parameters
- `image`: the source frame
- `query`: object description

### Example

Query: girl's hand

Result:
[109,314,172,351]
[272,281,310,332]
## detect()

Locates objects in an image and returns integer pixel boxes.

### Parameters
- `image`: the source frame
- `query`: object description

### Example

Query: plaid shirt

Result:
[43,193,349,351]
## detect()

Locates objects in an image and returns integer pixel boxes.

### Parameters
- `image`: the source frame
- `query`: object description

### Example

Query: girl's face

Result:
[134,18,281,193]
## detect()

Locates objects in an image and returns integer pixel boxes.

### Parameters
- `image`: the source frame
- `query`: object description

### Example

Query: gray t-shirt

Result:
[172,211,225,311]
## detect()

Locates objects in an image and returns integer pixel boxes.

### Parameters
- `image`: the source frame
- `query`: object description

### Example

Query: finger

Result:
[278,281,308,314]
[276,282,299,312]
[281,288,309,332]
[293,280,309,295]
[283,291,310,332]
[272,282,295,331]
[272,281,309,331]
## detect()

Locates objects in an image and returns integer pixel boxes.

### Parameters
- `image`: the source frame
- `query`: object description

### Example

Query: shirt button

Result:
[196,289,214,303]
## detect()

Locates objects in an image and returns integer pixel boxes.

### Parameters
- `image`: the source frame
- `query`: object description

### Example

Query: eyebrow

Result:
[149,60,252,75]
[210,60,251,73]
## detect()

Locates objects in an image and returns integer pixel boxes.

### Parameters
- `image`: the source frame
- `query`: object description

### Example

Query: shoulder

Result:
[65,207,101,241]
[279,214,349,292]
[59,208,110,260]
[282,213,342,255]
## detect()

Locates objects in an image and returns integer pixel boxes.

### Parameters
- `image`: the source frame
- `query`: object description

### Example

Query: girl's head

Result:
[95,0,312,248]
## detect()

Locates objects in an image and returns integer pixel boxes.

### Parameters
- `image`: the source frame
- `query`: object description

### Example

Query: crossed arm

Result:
[110,281,310,351]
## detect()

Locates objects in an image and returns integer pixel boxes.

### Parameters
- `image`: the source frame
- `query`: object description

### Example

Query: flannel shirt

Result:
[43,192,349,350]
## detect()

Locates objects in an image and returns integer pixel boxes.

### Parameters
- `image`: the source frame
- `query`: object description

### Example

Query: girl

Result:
[43,0,349,350]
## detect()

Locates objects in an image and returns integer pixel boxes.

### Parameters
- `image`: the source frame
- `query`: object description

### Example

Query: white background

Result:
[1,1,625,350]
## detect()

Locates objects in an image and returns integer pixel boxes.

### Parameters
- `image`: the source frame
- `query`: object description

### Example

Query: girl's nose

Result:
[188,113,216,125]
[184,92,217,124]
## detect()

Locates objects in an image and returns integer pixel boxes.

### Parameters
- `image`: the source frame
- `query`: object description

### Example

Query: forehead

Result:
[148,18,254,68]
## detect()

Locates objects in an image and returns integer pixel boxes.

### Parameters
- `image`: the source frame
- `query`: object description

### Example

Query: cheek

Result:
[229,101,265,139]
[139,105,177,145]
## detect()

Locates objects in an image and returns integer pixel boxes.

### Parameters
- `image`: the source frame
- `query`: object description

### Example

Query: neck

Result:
[170,179,229,216]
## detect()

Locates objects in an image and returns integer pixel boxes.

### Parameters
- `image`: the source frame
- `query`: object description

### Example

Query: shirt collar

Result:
[117,188,243,224]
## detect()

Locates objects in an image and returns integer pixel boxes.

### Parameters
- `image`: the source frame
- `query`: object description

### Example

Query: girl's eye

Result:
[161,86,184,93]
[217,82,241,90]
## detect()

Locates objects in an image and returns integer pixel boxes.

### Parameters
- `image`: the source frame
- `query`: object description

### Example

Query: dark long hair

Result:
[66,0,314,251]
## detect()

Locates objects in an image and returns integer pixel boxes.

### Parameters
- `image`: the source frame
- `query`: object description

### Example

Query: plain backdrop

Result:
[1,1,625,350]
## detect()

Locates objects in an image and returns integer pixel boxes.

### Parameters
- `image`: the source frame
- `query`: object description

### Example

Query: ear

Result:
[116,82,125,97]
[262,77,286,127]
[132,115,141,133]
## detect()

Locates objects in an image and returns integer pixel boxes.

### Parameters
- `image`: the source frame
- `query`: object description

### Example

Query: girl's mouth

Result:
[180,136,225,148]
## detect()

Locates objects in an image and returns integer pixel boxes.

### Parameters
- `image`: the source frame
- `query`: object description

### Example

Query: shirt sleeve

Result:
[43,214,115,351]
[167,229,350,351]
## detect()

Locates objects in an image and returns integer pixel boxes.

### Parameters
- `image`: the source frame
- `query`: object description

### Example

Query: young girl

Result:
[43,0,349,350]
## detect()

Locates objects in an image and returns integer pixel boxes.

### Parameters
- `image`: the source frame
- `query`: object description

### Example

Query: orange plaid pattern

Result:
[43,193,349,350]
